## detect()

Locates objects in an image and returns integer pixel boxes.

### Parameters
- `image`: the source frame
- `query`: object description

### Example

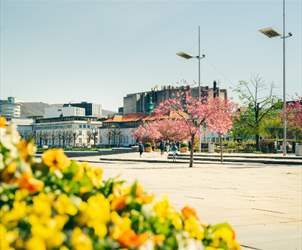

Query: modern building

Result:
[123,82,227,115]
[34,116,102,148]
[0,97,21,118]
[44,106,85,118]
[63,102,102,118]
[8,118,34,140]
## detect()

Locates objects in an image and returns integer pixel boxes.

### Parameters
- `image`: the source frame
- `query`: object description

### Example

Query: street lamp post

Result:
[176,26,206,151]
[176,27,206,101]
[259,0,292,156]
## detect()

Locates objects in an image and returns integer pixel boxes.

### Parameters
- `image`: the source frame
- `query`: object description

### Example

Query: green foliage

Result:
[144,142,152,147]
[231,76,282,149]
[180,142,188,148]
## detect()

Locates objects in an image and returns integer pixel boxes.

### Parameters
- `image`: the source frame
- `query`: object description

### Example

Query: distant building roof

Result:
[35,116,100,123]
[104,113,147,123]
[104,111,187,124]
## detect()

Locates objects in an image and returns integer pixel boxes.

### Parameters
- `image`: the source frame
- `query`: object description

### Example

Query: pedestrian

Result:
[159,141,165,156]
[138,141,144,157]
[165,141,170,152]
[171,142,178,162]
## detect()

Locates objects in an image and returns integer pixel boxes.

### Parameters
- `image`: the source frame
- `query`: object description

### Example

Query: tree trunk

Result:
[189,134,195,168]
[255,134,260,151]
[220,134,223,164]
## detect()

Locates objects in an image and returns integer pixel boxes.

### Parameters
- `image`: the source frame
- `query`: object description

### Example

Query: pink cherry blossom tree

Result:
[154,92,209,168]
[133,123,161,144]
[151,119,191,142]
[287,98,302,132]
[206,98,235,163]
[154,91,235,167]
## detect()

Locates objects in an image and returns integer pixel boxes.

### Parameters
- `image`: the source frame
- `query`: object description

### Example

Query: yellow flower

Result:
[0,224,18,250]
[1,161,17,183]
[26,237,46,250]
[205,247,218,250]
[17,139,36,162]
[110,212,132,240]
[153,197,182,229]
[71,227,93,250]
[15,189,29,201]
[86,166,103,188]
[31,193,53,218]
[153,234,165,245]
[28,214,67,248]
[72,163,85,181]
[54,194,78,216]
[78,194,110,238]
[135,183,154,204]
[211,224,240,249]
[42,148,70,171]
[0,116,6,128]
[60,246,70,250]
[153,197,171,219]
[170,212,183,230]
[184,216,204,240]
[1,201,27,224]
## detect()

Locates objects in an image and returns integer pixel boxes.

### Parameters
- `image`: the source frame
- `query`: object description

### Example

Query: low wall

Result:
[37,147,138,158]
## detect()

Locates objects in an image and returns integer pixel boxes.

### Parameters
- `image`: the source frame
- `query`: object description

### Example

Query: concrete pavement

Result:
[96,151,302,165]
[72,155,302,250]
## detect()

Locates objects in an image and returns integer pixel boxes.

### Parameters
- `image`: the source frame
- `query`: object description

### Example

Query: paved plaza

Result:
[73,154,302,250]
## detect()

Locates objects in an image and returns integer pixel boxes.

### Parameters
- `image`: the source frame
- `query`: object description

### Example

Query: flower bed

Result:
[0,118,240,250]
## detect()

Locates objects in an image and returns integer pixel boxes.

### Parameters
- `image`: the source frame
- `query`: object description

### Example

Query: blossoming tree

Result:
[133,123,161,143]
[287,99,302,131]
[151,119,191,142]
[154,91,235,167]
[206,98,235,163]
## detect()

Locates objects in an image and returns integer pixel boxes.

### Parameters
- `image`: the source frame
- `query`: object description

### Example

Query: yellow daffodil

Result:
[42,148,70,171]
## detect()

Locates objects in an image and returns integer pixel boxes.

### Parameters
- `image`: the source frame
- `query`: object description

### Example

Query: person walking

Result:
[165,141,170,153]
[159,141,165,156]
[138,141,144,157]
[171,142,178,162]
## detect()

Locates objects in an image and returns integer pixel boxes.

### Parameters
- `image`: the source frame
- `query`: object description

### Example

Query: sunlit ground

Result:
[73,155,302,250]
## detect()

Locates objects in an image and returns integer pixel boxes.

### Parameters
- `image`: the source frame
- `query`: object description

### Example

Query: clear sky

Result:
[0,0,301,111]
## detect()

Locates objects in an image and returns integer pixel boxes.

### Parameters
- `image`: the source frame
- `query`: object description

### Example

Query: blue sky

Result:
[0,0,301,111]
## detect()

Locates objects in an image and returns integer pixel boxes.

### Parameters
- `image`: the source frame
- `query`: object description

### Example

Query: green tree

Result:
[232,75,282,150]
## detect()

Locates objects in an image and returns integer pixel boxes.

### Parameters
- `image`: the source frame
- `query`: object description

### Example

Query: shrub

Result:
[260,140,276,153]
[144,142,152,148]
[180,142,188,148]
